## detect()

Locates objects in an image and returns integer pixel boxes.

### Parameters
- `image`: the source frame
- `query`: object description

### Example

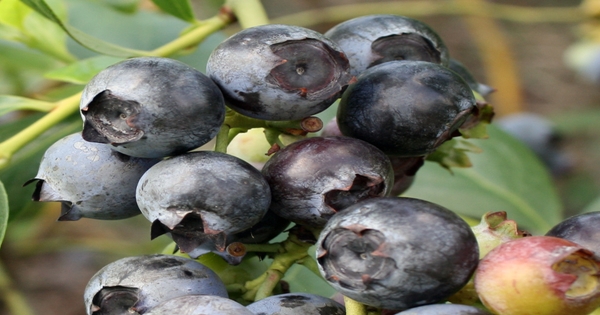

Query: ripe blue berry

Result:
[261,136,394,227]
[145,295,254,315]
[207,24,354,121]
[80,57,225,158]
[246,293,346,315]
[337,60,476,157]
[316,197,479,310]
[136,151,271,262]
[393,303,492,314]
[325,14,449,76]
[24,132,160,221]
[84,254,228,315]
[545,211,600,257]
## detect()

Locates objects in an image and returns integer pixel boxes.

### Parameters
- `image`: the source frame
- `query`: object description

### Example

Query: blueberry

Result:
[145,295,254,315]
[84,254,228,315]
[324,14,449,76]
[316,197,479,310]
[207,24,354,121]
[246,293,345,315]
[80,57,225,158]
[393,303,492,314]
[135,151,271,262]
[261,136,394,228]
[545,211,600,258]
[24,132,160,221]
[337,60,476,157]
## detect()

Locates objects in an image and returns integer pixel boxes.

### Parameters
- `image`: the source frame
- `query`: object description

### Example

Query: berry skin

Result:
[261,136,394,228]
[24,132,160,221]
[246,293,346,315]
[545,211,600,258]
[337,60,476,157]
[80,56,225,158]
[206,24,354,121]
[135,151,271,262]
[324,14,449,76]
[393,303,492,315]
[84,254,228,315]
[316,197,479,310]
[474,236,600,315]
[145,295,254,315]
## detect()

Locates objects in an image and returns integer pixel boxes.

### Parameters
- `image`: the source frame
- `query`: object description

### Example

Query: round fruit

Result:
[316,196,479,310]
[24,132,160,221]
[474,236,600,315]
[545,211,600,258]
[393,303,492,314]
[207,24,354,121]
[84,254,228,315]
[145,295,254,315]
[80,56,225,158]
[246,293,346,315]
[136,151,271,262]
[261,136,394,227]
[337,60,476,157]
[324,14,449,76]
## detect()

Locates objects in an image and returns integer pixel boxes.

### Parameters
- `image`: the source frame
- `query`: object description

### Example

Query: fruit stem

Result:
[225,0,270,28]
[344,296,368,315]
[214,124,231,153]
[243,243,282,253]
[150,15,234,57]
[0,92,81,170]
[243,233,313,301]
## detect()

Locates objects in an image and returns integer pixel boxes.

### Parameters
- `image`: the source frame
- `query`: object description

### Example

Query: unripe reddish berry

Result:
[474,236,600,315]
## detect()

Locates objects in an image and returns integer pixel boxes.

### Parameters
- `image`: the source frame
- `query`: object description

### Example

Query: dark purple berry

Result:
[84,254,228,315]
[246,293,345,315]
[545,211,600,258]
[324,14,449,76]
[136,151,271,263]
[145,295,254,315]
[80,57,225,158]
[316,197,479,310]
[393,303,492,314]
[261,136,394,227]
[337,60,476,157]
[207,24,354,121]
[24,132,160,221]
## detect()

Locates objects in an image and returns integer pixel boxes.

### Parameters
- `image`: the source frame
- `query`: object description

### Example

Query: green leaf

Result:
[151,0,195,22]
[0,180,8,247]
[44,55,125,84]
[20,0,149,57]
[0,95,55,116]
[403,124,563,235]
[0,0,75,62]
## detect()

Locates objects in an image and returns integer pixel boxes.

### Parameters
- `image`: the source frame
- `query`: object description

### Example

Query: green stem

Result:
[243,243,282,253]
[0,260,35,315]
[225,0,270,28]
[214,124,231,153]
[150,15,233,57]
[243,234,312,301]
[344,296,368,315]
[0,92,81,170]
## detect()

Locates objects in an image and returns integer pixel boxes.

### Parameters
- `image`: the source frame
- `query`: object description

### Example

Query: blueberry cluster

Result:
[30,13,592,315]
